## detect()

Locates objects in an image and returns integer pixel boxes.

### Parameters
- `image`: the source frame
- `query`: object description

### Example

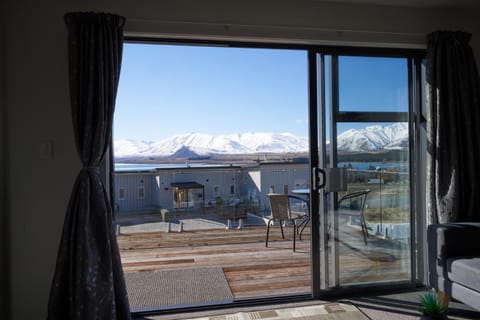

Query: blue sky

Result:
[114,43,408,141]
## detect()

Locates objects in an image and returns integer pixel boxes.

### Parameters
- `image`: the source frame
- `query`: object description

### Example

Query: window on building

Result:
[137,186,145,200]
[118,187,126,200]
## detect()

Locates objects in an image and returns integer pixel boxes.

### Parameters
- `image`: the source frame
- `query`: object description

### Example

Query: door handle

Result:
[312,167,326,191]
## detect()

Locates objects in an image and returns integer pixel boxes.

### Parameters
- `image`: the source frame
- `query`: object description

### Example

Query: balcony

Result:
[116,208,411,311]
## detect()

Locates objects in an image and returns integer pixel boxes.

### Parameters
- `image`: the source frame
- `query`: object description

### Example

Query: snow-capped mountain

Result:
[114,123,408,159]
[336,123,408,151]
[114,132,308,158]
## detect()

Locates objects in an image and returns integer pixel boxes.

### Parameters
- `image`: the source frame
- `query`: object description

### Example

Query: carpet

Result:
[125,267,234,311]
[189,303,370,320]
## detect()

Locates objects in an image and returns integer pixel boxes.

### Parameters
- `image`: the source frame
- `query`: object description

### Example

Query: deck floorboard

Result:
[118,225,410,303]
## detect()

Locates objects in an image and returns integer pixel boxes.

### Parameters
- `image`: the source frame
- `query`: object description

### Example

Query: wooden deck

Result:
[117,224,410,305]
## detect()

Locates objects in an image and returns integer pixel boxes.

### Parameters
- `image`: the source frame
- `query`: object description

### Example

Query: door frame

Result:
[116,36,426,317]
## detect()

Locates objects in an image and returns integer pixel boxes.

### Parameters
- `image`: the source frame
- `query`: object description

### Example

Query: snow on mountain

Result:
[149,133,253,155]
[113,139,154,158]
[113,123,408,158]
[114,132,308,158]
[230,132,308,153]
[336,123,408,152]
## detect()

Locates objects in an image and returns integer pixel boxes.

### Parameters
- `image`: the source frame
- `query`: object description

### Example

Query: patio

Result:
[116,209,411,310]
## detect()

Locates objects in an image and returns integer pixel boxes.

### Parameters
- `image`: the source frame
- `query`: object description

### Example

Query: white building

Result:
[114,161,310,214]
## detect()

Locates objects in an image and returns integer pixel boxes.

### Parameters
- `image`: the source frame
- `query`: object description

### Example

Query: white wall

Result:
[3,0,480,319]
[5,1,81,319]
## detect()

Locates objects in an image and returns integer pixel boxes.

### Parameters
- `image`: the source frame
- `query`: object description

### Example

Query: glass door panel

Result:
[113,43,312,311]
[327,122,411,286]
[338,56,408,112]
[320,55,413,290]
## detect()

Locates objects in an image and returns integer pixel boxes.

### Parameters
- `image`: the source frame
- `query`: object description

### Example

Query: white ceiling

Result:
[318,0,480,9]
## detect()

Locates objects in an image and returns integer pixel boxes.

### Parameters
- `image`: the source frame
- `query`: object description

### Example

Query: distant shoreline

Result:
[115,149,408,166]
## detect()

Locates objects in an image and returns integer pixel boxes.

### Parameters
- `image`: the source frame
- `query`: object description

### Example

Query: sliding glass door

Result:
[311,53,418,291]
[114,43,314,311]
[113,42,422,313]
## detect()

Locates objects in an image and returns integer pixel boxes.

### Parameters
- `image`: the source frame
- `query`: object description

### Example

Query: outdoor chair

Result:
[217,204,248,229]
[266,194,309,252]
[336,189,371,245]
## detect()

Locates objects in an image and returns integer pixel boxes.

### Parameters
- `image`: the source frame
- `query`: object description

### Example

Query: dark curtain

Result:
[426,31,480,223]
[47,12,131,319]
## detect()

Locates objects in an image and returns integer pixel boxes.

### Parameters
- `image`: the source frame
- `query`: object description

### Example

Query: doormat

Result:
[125,267,234,311]
[190,303,371,320]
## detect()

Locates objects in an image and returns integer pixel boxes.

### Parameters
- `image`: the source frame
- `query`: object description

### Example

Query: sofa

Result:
[427,223,480,311]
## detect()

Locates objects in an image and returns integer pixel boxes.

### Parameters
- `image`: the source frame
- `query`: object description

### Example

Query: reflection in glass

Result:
[328,121,411,286]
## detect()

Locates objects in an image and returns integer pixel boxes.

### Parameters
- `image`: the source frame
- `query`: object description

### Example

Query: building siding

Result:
[114,173,157,212]
[114,163,309,214]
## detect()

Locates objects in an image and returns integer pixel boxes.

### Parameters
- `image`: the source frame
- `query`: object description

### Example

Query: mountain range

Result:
[336,122,408,151]
[114,123,408,159]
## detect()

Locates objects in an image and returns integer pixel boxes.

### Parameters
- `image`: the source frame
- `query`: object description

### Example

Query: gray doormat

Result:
[125,267,234,311]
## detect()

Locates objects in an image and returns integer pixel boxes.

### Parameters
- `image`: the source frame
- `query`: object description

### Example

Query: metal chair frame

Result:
[337,189,371,245]
[266,194,309,252]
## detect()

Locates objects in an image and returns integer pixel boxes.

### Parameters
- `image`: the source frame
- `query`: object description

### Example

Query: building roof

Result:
[170,182,204,189]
